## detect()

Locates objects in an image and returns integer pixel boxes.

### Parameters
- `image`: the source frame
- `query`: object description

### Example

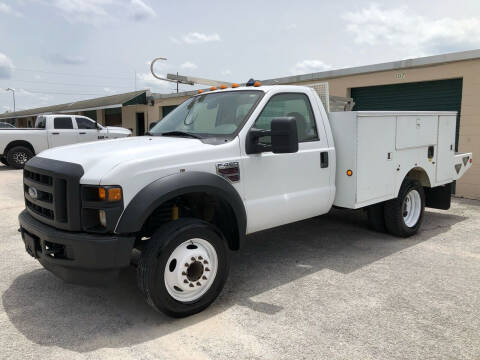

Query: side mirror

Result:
[246,117,298,154]
[271,117,298,154]
[149,121,158,130]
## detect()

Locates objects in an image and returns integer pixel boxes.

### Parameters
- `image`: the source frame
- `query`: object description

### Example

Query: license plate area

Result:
[22,230,41,259]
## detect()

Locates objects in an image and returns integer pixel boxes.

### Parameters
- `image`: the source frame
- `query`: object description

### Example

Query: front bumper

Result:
[19,209,135,285]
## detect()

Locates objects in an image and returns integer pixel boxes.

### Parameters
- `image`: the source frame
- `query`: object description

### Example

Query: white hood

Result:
[37,136,212,183]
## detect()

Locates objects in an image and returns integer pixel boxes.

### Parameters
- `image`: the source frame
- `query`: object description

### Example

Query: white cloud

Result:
[291,60,332,75]
[47,53,87,65]
[129,0,156,21]
[181,32,221,44]
[343,4,480,55]
[49,0,155,23]
[286,23,297,30]
[136,72,172,91]
[0,2,23,17]
[0,53,14,79]
[222,69,232,76]
[180,61,197,70]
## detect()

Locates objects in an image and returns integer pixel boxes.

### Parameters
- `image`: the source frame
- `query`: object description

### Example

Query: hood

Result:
[106,126,131,133]
[37,136,211,182]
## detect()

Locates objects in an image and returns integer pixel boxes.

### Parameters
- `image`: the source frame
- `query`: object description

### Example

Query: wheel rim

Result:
[402,189,421,227]
[164,238,218,303]
[12,151,29,165]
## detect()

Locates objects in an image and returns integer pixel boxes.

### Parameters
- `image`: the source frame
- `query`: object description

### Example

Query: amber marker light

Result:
[346,169,353,176]
[107,188,122,202]
[197,89,204,94]
[210,86,217,91]
[253,81,261,87]
[98,187,106,200]
[231,83,239,88]
[220,84,227,89]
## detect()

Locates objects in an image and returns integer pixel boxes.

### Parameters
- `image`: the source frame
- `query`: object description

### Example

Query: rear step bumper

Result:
[454,152,473,180]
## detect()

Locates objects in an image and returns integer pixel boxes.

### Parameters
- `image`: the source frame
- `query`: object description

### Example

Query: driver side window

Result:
[255,93,319,144]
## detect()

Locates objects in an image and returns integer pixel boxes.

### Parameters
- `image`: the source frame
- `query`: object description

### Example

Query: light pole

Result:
[6,88,15,112]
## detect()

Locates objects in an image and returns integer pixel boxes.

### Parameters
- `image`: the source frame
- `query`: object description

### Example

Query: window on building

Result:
[54,117,74,129]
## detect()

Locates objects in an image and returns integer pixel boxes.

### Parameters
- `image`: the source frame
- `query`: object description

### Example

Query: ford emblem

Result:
[28,187,38,199]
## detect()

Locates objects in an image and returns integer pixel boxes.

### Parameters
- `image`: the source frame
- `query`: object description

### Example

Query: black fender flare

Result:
[115,171,247,246]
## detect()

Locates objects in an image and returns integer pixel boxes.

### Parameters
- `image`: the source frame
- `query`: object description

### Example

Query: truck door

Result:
[75,117,99,143]
[241,91,332,233]
[47,116,79,148]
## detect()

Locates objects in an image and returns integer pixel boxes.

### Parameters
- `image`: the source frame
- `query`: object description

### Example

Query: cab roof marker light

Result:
[253,81,261,87]
[197,89,204,94]
[210,86,217,91]
[220,84,227,89]
[231,83,239,88]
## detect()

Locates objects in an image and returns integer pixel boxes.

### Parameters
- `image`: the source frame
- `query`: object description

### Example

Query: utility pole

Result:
[6,88,15,112]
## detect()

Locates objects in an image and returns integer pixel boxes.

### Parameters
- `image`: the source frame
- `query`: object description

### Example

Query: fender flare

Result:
[115,171,247,243]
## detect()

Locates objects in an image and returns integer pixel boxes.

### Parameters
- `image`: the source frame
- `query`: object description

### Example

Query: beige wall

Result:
[292,59,480,199]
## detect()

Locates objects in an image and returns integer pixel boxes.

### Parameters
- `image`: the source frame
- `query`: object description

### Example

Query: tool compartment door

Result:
[436,115,456,183]
[356,115,396,203]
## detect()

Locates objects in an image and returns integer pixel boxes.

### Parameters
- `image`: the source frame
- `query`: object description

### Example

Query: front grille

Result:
[23,157,84,231]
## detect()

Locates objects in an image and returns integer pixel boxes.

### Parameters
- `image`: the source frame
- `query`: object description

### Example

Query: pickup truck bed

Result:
[329,111,472,209]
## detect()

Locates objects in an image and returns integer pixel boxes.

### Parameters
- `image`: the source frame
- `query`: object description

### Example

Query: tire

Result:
[367,202,386,232]
[384,179,425,237]
[137,218,230,317]
[6,146,34,169]
[0,156,8,166]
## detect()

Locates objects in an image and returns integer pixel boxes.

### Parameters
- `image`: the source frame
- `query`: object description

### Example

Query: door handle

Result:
[320,151,329,168]
[51,132,59,135]
[79,132,86,135]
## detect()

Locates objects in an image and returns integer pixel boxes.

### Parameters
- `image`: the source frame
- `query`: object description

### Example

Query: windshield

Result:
[150,90,262,137]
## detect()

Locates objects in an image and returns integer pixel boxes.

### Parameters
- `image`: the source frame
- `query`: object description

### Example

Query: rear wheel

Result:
[384,179,425,237]
[137,218,229,317]
[6,146,34,169]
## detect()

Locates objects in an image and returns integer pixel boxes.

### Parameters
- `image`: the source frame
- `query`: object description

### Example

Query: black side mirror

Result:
[271,117,298,154]
[246,117,298,154]
[149,121,158,130]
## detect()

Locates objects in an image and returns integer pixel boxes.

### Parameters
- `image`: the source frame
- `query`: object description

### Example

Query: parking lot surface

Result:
[0,165,479,360]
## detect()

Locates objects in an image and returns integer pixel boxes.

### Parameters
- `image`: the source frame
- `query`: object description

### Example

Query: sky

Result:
[1,0,480,113]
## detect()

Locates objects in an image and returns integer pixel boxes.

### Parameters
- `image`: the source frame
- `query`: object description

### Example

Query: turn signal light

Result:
[231,83,239,88]
[210,86,217,91]
[346,169,353,177]
[98,187,122,202]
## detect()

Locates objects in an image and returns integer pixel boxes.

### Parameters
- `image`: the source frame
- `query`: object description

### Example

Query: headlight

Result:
[98,210,107,227]
[81,185,124,233]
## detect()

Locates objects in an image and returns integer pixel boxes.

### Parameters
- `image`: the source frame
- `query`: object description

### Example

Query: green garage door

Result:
[351,78,463,151]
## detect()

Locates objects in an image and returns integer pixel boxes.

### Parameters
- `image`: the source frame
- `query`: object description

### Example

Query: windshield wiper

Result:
[160,131,202,139]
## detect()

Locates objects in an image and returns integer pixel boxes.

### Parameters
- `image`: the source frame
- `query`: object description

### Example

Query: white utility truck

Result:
[0,114,131,168]
[18,84,472,317]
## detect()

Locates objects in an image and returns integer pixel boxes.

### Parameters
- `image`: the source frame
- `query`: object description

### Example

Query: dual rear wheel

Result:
[367,179,425,237]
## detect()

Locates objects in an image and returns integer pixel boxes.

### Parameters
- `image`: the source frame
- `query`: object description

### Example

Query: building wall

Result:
[293,59,480,199]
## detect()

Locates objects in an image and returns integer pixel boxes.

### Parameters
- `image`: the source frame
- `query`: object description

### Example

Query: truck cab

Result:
[18,84,472,317]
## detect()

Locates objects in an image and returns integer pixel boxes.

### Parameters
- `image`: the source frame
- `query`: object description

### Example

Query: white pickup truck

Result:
[0,114,131,168]
[18,84,472,317]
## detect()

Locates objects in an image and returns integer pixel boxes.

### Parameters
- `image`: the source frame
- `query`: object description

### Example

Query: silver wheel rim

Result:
[402,189,421,227]
[13,151,29,165]
[164,238,218,303]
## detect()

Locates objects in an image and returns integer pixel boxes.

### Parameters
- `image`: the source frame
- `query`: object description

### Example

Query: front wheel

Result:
[384,180,425,237]
[137,218,229,317]
[6,146,34,169]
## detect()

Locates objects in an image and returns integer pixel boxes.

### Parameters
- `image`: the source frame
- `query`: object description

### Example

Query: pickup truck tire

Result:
[384,179,425,237]
[366,203,386,232]
[6,146,34,169]
[137,218,229,317]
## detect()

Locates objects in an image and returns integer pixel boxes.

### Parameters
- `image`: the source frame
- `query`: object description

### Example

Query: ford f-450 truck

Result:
[0,114,131,168]
[18,84,472,317]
